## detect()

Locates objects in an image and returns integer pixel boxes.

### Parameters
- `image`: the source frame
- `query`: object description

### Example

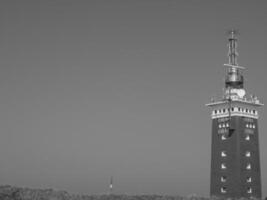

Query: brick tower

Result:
[206,31,263,198]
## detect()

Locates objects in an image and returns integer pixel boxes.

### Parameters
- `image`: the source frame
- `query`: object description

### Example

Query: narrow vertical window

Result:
[245,135,250,141]
[245,151,251,157]
[247,187,252,194]
[221,135,226,140]
[246,177,252,183]
[246,163,251,170]
[221,187,227,193]
[221,151,227,157]
[221,163,226,169]
[221,176,226,182]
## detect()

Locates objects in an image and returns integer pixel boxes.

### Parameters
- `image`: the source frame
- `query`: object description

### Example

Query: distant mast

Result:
[109,176,113,195]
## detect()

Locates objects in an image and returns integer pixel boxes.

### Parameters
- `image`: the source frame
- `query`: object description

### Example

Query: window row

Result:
[218,123,229,128]
[218,127,255,134]
[218,129,228,134]
[220,187,252,194]
[218,117,229,123]
[244,118,254,123]
[246,123,256,129]
[221,163,251,170]
[220,134,251,141]
[220,151,251,157]
[219,129,254,136]
[213,108,257,115]
[220,176,252,183]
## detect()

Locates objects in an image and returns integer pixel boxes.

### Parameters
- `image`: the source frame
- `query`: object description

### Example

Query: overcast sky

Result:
[0,0,267,197]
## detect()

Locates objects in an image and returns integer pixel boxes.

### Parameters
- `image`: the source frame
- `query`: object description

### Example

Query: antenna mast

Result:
[228,29,239,66]
[225,30,240,137]
[224,29,245,91]
[109,176,113,195]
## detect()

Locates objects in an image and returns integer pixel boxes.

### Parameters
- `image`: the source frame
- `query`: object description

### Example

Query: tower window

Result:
[246,163,251,170]
[215,110,217,114]
[221,163,226,169]
[245,151,251,157]
[219,124,222,128]
[246,123,254,128]
[221,135,227,140]
[226,123,229,127]
[246,177,252,183]
[247,187,252,194]
[221,176,227,182]
[245,135,250,141]
[221,151,227,157]
[238,107,241,111]
[252,124,255,129]
[223,108,226,113]
[221,187,227,193]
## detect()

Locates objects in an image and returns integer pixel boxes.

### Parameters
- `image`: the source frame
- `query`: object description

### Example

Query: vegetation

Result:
[0,185,262,200]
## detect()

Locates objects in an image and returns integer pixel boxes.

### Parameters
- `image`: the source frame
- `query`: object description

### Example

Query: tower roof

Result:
[206,31,263,107]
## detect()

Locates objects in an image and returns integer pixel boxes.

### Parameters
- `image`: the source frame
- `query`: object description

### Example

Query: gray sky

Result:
[0,0,267,197]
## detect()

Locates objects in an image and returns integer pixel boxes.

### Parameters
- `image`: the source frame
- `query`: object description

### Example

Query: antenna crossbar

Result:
[223,64,245,70]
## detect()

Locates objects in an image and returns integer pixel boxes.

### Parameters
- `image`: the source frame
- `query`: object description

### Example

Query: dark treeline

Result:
[0,185,261,200]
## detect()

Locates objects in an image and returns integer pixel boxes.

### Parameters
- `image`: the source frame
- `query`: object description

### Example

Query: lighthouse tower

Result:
[206,31,263,198]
